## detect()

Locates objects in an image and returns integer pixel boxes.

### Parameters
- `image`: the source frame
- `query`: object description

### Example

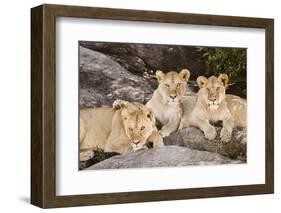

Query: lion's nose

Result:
[133,140,140,145]
[210,97,216,102]
[170,95,176,99]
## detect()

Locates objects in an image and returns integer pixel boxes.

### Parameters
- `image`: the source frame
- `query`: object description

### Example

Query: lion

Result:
[146,69,190,137]
[179,74,247,142]
[79,101,164,161]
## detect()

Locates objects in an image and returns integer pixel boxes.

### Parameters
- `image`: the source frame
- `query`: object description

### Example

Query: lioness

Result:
[179,74,246,142]
[79,102,164,161]
[146,69,190,137]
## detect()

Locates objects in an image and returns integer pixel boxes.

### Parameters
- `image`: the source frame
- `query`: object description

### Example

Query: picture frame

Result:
[31,4,274,208]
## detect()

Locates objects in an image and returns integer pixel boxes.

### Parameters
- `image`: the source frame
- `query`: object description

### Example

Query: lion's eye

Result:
[128,128,133,132]
[165,84,169,88]
[177,83,181,87]
[141,126,145,131]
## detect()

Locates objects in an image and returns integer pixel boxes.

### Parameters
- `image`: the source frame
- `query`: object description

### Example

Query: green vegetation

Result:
[93,147,119,162]
[79,148,120,170]
[200,47,246,81]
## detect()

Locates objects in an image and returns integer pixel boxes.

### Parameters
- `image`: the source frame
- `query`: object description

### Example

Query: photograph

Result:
[78,41,247,170]
[30,3,274,208]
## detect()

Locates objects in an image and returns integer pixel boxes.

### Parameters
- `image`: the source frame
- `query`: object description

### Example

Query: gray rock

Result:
[164,127,246,160]
[79,41,207,81]
[79,46,154,107]
[87,146,241,170]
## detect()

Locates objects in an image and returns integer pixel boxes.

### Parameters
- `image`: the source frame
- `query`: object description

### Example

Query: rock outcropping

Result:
[87,146,241,170]
[164,127,246,160]
[80,46,154,107]
[79,41,207,81]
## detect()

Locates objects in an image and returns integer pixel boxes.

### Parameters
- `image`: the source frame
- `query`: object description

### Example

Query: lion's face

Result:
[120,103,156,151]
[156,69,190,105]
[197,74,229,110]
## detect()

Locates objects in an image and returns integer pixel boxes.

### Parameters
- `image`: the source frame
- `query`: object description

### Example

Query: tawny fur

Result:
[179,74,246,142]
[79,102,164,161]
[146,69,190,137]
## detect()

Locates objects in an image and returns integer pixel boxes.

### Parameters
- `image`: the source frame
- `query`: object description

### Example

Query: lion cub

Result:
[80,101,164,161]
[179,74,247,142]
[146,69,190,137]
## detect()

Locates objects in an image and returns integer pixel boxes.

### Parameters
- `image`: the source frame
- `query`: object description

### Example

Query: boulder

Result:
[164,127,246,160]
[79,41,207,81]
[87,146,242,170]
[79,46,154,107]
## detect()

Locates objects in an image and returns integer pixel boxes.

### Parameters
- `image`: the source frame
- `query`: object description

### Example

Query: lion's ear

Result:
[155,70,165,82]
[218,74,229,87]
[147,109,156,124]
[121,108,131,121]
[197,76,208,88]
[113,99,129,110]
[179,69,190,82]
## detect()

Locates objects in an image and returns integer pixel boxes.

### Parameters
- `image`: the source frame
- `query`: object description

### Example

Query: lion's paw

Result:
[204,126,217,140]
[153,138,165,148]
[159,129,171,138]
[220,128,232,142]
[112,99,128,109]
[133,146,148,152]
[178,121,188,130]
[79,151,94,162]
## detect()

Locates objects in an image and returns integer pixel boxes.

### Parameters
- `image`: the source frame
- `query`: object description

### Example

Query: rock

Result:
[79,46,154,107]
[227,81,247,99]
[110,55,147,76]
[79,41,207,81]
[164,127,246,161]
[79,150,120,170]
[87,146,241,170]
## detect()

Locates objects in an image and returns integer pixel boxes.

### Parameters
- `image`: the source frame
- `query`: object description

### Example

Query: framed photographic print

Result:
[31,4,274,208]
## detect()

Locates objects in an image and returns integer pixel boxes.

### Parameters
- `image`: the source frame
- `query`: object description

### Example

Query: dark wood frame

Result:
[31,4,274,208]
